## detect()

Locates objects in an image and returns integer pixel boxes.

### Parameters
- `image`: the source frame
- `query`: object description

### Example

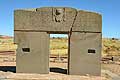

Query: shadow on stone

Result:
[0,66,16,73]
[50,67,67,74]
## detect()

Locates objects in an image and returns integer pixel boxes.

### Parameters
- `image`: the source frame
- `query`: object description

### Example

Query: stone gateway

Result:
[14,7,102,76]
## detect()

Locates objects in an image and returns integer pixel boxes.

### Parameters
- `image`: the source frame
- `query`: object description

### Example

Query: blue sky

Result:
[0,0,120,38]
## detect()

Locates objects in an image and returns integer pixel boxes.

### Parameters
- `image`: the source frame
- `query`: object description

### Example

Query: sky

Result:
[0,0,120,38]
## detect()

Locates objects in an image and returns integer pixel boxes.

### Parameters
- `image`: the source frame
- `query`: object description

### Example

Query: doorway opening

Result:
[49,34,68,74]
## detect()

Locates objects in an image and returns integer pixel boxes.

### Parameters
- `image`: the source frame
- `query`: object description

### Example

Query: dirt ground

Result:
[0,71,108,80]
[102,63,120,76]
[0,62,108,80]
[0,51,116,80]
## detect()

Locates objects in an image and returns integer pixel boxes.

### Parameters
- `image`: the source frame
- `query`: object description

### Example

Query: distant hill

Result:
[0,35,13,39]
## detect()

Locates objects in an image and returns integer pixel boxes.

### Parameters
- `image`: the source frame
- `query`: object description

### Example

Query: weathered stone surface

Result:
[14,7,76,31]
[69,32,101,75]
[14,7,102,75]
[14,7,101,32]
[15,32,49,74]
[72,11,102,32]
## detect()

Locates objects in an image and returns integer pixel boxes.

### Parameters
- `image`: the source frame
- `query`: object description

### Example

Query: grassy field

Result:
[50,38,68,55]
[0,37,120,56]
[102,38,120,56]
[0,38,17,51]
